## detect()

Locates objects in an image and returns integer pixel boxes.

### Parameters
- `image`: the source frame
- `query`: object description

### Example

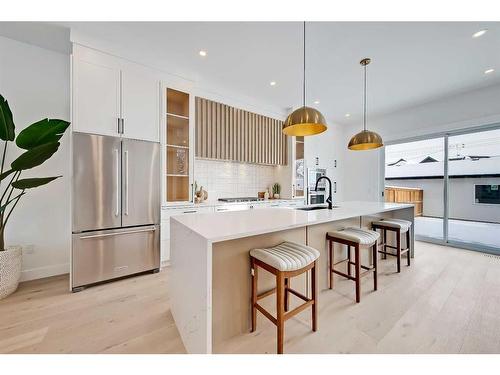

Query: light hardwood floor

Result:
[1,241,499,354]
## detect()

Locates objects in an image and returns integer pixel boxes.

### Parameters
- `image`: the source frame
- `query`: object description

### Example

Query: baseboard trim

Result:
[20,263,70,282]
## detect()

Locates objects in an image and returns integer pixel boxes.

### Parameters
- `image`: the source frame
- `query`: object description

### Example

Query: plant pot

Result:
[273,194,280,199]
[0,246,22,300]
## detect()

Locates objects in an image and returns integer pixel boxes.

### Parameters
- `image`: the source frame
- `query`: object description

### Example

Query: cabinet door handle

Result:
[183,210,197,214]
[121,118,125,134]
[115,148,120,217]
[124,150,129,215]
[117,118,121,134]
[216,208,228,212]
[334,181,337,193]
[80,227,156,240]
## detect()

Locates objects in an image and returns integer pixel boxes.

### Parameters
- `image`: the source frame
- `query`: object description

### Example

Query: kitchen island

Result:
[170,201,414,353]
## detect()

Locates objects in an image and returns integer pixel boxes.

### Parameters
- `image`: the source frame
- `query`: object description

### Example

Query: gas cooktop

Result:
[218,197,264,203]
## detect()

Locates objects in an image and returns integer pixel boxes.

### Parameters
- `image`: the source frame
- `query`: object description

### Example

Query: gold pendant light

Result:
[283,22,327,137]
[348,58,384,150]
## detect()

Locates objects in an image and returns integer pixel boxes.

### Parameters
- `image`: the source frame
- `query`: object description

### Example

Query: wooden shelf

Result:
[166,87,191,203]
[167,113,189,120]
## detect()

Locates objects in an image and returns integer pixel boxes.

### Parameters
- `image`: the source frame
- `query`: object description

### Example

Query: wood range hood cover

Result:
[195,97,287,166]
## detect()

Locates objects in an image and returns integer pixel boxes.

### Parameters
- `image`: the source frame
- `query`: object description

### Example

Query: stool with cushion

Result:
[250,241,320,354]
[371,218,412,273]
[326,227,380,303]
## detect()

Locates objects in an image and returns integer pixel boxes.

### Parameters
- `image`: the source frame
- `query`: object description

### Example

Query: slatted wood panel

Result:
[385,186,424,216]
[195,97,287,165]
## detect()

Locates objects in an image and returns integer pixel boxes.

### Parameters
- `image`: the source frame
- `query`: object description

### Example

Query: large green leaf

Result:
[0,94,15,141]
[16,118,70,150]
[11,142,60,171]
[11,176,61,190]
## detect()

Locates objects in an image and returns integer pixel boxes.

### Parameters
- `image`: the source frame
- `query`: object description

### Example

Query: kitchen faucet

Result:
[315,176,333,210]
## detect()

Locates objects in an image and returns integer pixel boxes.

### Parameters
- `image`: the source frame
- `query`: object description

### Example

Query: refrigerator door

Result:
[73,133,122,232]
[71,225,160,289]
[122,138,160,227]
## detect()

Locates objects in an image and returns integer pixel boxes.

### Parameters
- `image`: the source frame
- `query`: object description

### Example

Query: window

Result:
[475,184,500,204]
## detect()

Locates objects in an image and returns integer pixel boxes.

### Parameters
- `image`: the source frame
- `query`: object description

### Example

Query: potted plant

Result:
[272,183,281,199]
[0,94,69,299]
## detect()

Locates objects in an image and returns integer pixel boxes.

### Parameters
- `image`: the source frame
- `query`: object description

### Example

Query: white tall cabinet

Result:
[72,44,159,142]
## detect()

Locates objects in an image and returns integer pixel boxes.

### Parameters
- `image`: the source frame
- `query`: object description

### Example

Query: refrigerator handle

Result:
[124,150,129,216]
[114,148,120,217]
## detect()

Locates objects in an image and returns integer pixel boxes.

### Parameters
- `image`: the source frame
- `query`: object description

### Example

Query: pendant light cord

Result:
[303,21,306,108]
[363,63,367,131]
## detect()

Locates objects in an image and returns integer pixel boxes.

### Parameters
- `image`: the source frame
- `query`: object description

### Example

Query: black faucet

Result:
[315,176,333,210]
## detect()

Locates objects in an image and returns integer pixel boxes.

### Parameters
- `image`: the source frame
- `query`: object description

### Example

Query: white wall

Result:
[0,36,71,281]
[305,121,344,202]
[343,84,500,202]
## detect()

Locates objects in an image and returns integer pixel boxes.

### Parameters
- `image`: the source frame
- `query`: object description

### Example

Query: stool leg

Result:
[406,229,411,267]
[383,229,387,259]
[284,278,289,312]
[276,272,285,354]
[396,228,401,273]
[355,244,361,303]
[347,245,351,277]
[372,242,378,291]
[311,261,318,332]
[251,258,257,332]
[329,239,333,289]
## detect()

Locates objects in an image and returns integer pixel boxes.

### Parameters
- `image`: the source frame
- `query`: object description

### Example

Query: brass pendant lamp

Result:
[348,58,384,150]
[283,22,327,137]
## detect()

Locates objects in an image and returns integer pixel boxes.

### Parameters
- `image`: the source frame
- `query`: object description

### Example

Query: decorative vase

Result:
[0,246,22,300]
[274,194,280,199]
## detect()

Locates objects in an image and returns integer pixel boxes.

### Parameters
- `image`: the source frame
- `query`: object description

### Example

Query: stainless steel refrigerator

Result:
[71,132,160,291]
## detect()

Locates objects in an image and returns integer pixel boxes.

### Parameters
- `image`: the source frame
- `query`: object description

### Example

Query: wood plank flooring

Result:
[1,241,499,354]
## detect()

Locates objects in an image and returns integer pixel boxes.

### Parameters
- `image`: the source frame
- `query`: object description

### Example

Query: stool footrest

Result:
[257,287,277,301]
[254,303,277,325]
[332,269,356,281]
[284,300,314,321]
[333,258,353,266]
[378,248,410,257]
[287,287,309,302]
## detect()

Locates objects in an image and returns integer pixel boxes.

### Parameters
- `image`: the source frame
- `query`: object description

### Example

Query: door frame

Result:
[384,121,500,255]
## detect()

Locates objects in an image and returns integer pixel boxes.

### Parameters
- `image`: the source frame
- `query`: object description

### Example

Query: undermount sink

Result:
[296,205,340,211]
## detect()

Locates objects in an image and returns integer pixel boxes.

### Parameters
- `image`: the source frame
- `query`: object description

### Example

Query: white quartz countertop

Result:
[171,201,414,242]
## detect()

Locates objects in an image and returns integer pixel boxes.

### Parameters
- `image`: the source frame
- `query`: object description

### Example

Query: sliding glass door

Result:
[447,129,500,252]
[384,125,500,254]
[385,137,445,242]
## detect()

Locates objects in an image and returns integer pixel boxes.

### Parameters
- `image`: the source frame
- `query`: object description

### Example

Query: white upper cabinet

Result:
[72,44,160,142]
[73,58,121,137]
[121,68,159,142]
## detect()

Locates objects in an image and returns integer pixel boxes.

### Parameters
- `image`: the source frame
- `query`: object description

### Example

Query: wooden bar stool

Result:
[371,219,412,273]
[326,228,379,303]
[250,241,320,354]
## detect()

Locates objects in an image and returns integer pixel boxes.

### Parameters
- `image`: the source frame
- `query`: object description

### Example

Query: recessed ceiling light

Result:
[345,113,351,118]
[472,29,488,38]
[484,68,495,74]
[314,100,320,104]
[270,81,277,86]
[199,50,207,57]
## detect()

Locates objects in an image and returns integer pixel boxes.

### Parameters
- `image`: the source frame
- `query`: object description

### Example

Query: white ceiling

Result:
[3,22,500,125]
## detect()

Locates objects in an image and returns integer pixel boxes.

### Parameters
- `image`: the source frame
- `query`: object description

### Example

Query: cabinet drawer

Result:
[72,225,160,288]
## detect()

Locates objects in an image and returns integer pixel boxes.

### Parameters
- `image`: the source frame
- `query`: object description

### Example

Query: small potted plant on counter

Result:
[0,94,69,299]
[272,183,281,199]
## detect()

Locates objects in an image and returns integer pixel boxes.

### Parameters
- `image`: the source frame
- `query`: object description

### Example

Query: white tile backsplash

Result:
[194,159,277,200]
